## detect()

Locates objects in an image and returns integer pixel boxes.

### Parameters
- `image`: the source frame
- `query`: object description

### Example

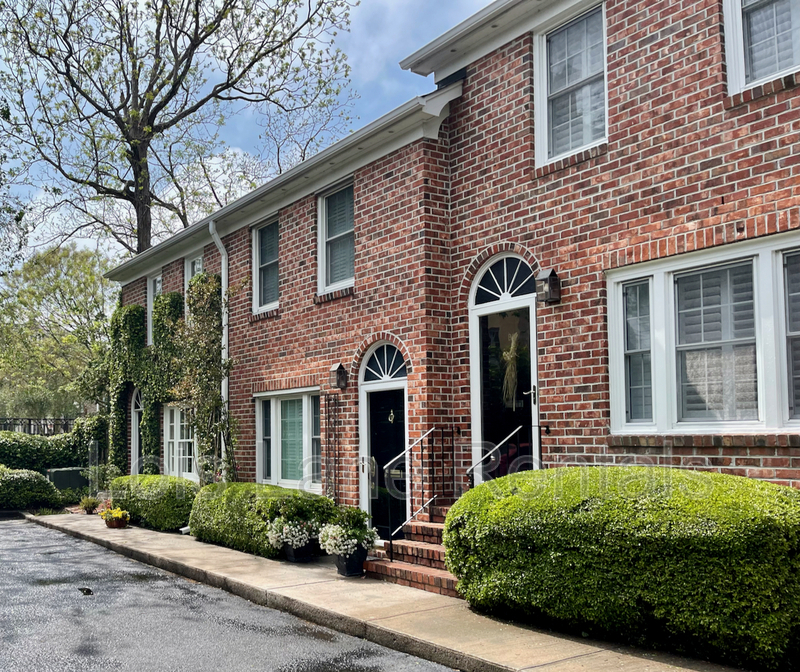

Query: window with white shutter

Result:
[319,185,355,293]
[785,252,800,418]
[675,263,758,421]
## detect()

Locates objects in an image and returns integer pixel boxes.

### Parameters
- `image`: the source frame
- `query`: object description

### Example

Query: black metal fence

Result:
[0,418,75,436]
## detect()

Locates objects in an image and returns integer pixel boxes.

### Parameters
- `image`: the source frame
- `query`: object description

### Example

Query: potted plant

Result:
[79,496,101,515]
[266,495,336,562]
[319,506,378,577]
[98,507,130,528]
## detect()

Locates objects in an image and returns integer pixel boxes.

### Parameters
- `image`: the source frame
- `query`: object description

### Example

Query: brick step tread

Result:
[429,505,451,523]
[403,521,444,543]
[364,558,460,598]
[373,541,447,569]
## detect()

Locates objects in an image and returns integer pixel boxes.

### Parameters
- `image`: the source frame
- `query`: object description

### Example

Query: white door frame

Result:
[468,258,541,485]
[358,348,411,525]
[130,389,143,475]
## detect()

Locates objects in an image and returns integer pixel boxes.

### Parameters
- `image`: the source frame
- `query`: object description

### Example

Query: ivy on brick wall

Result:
[107,273,238,484]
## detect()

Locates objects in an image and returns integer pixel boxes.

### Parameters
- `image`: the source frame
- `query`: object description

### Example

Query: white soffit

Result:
[401,0,561,83]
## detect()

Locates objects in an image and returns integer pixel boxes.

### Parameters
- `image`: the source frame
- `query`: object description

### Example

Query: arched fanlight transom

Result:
[132,389,143,412]
[364,344,407,382]
[474,256,536,305]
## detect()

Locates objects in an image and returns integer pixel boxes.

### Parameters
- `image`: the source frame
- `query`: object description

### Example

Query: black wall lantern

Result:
[329,363,348,390]
[536,269,561,304]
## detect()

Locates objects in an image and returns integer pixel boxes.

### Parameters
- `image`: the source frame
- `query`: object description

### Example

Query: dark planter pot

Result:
[335,546,368,577]
[284,542,315,563]
[105,518,128,529]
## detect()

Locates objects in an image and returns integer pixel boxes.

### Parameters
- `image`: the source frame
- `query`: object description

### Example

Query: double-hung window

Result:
[318,184,355,294]
[535,4,607,166]
[256,391,322,490]
[164,406,197,482]
[255,221,279,312]
[147,274,162,345]
[724,0,800,94]
[608,233,800,433]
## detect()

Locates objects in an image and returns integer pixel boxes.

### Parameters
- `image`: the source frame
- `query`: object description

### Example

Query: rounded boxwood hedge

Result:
[443,466,800,671]
[189,483,336,559]
[0,464,62,510]
[110,475,199,532]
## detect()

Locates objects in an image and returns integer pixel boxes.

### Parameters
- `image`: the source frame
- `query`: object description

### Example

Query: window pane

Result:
[312,396,321,484]
[281,399,303,481]
[624,281,652,421]
[262,400,271,480]
[744,0,800,83]
[327,232,355,285]
[259,223,278,264]
[785,252,800,417]
[259,263,279,306]
[676,263,758,421]
[326,186,354,239]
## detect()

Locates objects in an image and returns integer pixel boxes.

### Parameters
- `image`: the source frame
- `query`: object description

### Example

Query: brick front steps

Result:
[365,508,461,598]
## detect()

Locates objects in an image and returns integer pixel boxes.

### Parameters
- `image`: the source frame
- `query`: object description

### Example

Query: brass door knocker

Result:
[388,409,395,424]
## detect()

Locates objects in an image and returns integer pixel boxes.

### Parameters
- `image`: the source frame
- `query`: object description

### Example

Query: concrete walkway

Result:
[23,513,739,672]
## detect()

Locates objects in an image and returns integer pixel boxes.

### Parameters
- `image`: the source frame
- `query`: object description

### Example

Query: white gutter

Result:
[208,221,229,462]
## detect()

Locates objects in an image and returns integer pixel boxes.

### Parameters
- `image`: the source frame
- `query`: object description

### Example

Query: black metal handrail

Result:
[466,425,524,489]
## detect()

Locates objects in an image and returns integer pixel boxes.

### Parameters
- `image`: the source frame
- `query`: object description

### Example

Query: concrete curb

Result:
[22,513,513,672]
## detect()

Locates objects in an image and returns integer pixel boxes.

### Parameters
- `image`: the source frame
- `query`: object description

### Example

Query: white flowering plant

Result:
[267,516,320,549]
[318,506,378,558]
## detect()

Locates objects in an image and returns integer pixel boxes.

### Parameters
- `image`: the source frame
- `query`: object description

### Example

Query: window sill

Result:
[249,307,280,323]
[724,70,800,109]
[314,285,354,305]
[534,143,608,179]
[608,433,800,448]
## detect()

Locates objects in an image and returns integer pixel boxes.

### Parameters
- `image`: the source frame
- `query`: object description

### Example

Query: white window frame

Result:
[252,219,280,315]
[724,0,800,96]
[608,231,800,434]
[534,1,608,168]
[184,252,204,292]
[163,406,198,482]
[317,181,355,296]
[254,387,322,492]
[146,273,162,346]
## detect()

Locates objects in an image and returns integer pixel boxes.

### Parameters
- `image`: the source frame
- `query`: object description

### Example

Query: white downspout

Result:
[208,220,229,467]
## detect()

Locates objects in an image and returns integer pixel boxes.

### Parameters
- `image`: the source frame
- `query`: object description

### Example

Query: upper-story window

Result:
[608,233,800,434]
[318,184,354,294]
[184,254,203,301]
[535,3,607,166]
[147,274,162,345]
[254,220,279,313]
[724,0,800,94]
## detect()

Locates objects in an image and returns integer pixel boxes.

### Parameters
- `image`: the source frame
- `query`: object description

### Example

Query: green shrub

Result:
[0,466,62,510]
[444,467,800,671]
[58,486,90,506]
[0,415,108,474]
[110,475,199,532]
[189,483,335,558]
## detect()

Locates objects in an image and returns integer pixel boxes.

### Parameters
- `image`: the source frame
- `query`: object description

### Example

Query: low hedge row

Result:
[0,415,108,473]
[189,482,335,558]
[0,464,62,510]
[443,466,800,671]
[110,475,199,532]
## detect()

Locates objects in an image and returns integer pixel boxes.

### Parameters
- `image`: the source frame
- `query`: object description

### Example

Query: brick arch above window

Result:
[351,333,414,384]
[459,243,540,306]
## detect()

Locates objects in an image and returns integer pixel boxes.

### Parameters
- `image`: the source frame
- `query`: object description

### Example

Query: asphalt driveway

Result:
[0,519,452,672]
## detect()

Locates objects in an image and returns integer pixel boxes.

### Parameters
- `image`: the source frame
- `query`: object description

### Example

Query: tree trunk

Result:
[131,140,152,254]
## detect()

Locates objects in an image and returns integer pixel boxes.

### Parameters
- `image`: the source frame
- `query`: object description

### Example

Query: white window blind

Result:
[281,399,304,481]
[742,0,800,83]
[312,396,321,484]
[258,222,279,307]
[624,281,652,421]
[547,7,605,158]
[325,186,355,286]
[262,399,272,480]
[785,252,800,417]
[675,263,758,421]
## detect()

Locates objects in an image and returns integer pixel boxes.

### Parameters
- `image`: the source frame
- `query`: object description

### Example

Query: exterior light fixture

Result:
[536,269,561,305]
[329,363,347,390]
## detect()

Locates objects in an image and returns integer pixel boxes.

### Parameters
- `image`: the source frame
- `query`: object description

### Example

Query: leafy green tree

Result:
[0,0,355,254]
[0,99,26,276]
[0,243,115,417]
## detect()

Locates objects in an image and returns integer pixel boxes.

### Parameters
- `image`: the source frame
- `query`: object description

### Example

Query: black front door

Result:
[368,389,406,540]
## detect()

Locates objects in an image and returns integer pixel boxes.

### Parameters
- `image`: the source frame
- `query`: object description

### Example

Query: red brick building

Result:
[108,0,800,541]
